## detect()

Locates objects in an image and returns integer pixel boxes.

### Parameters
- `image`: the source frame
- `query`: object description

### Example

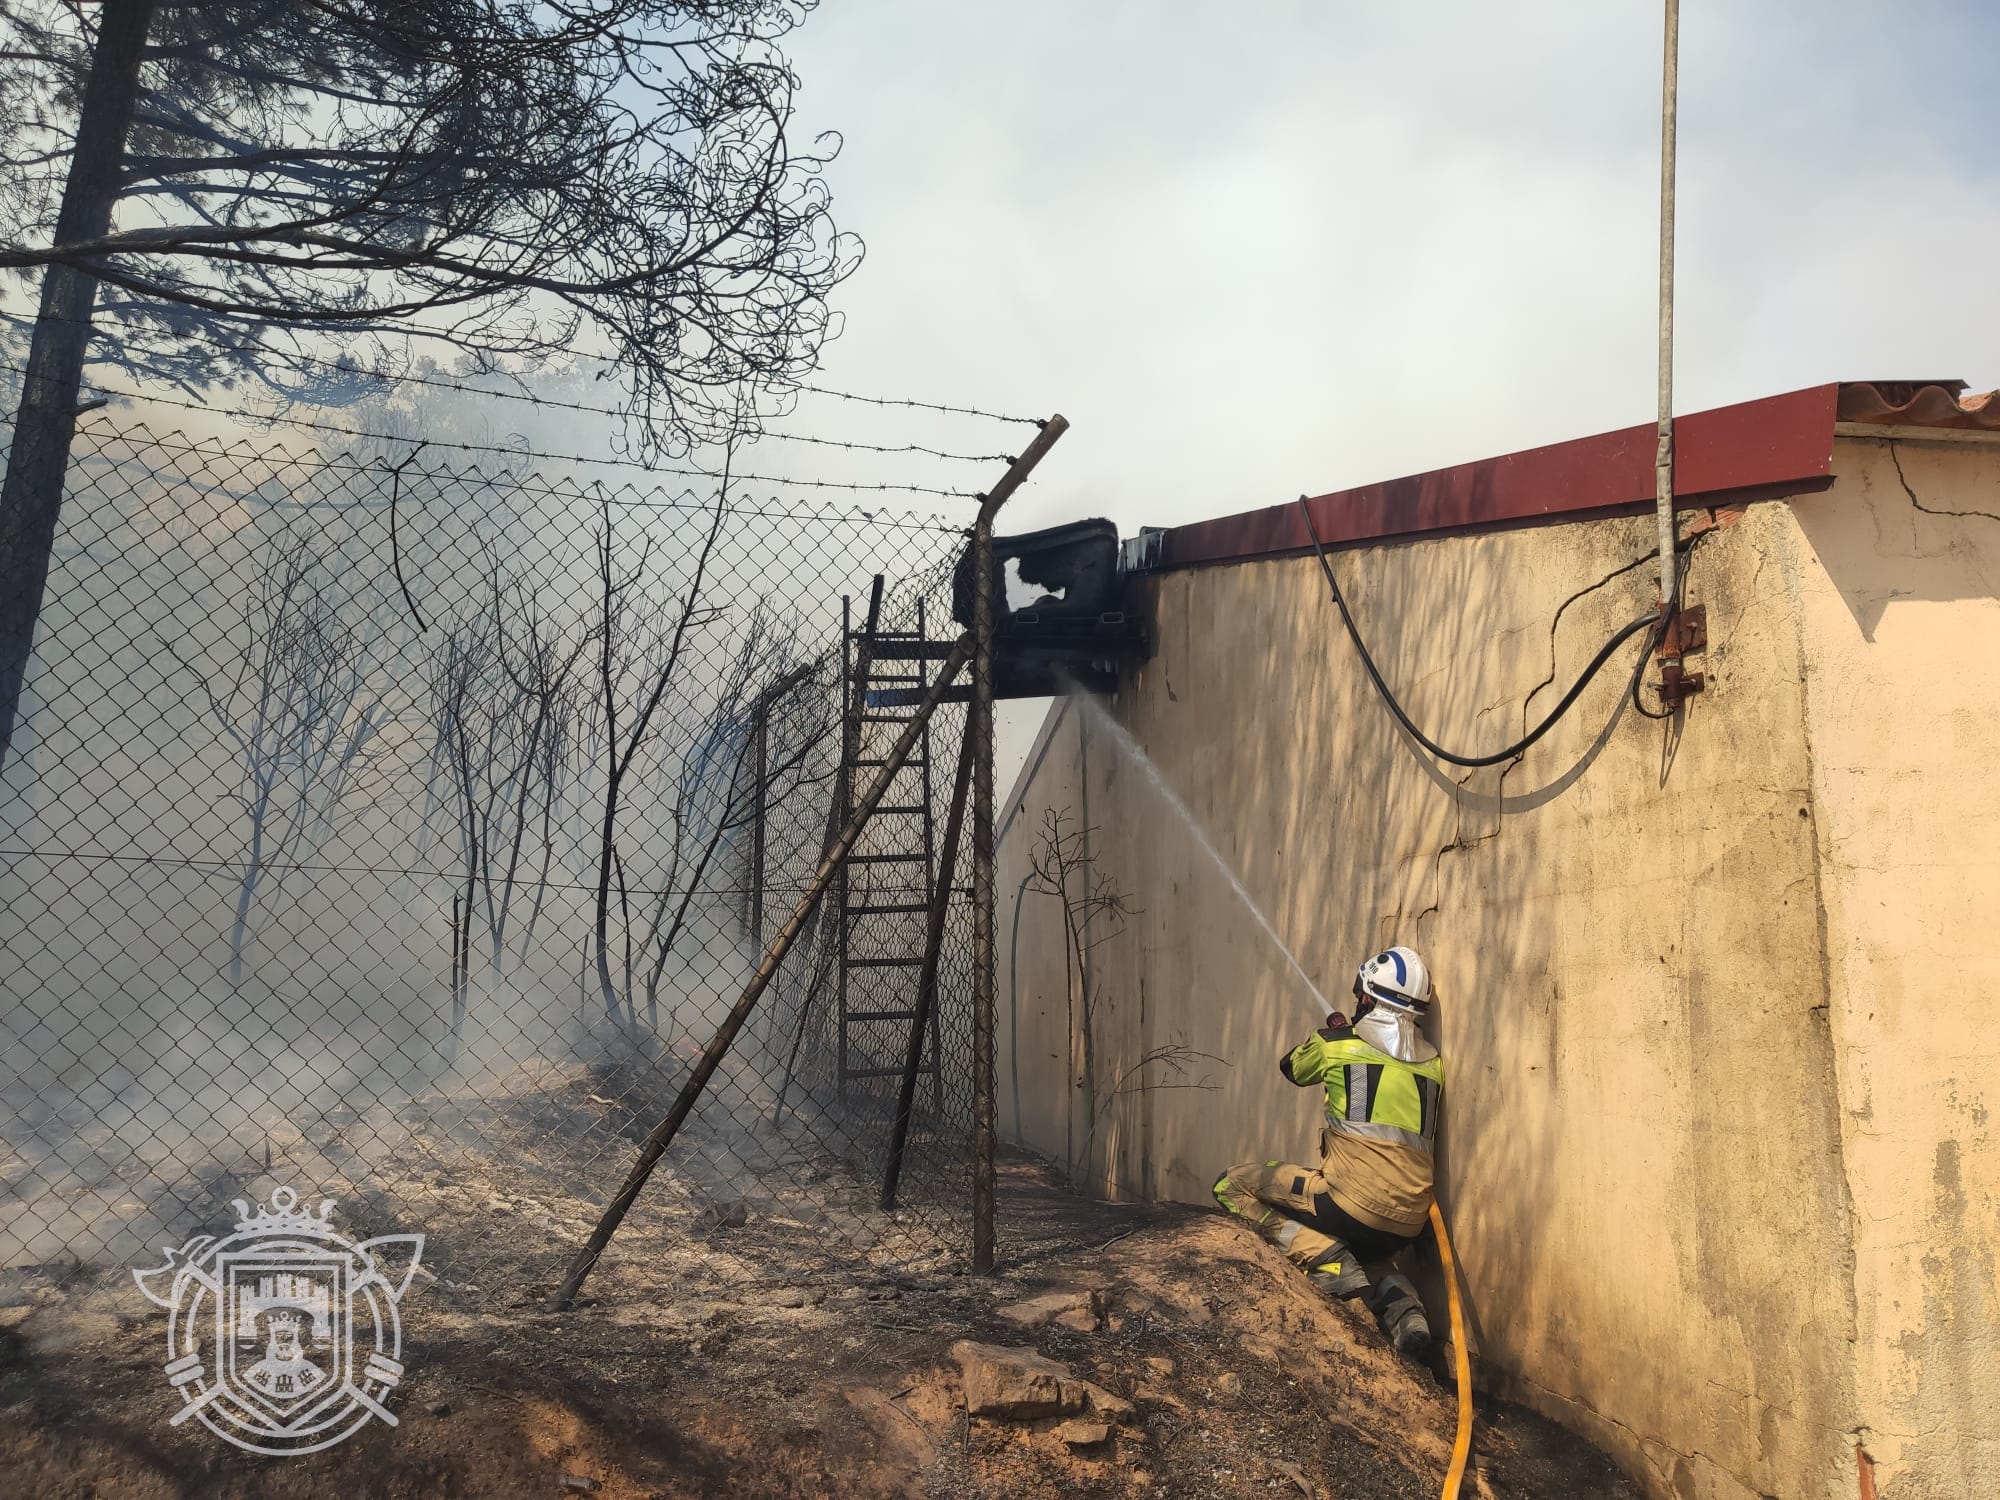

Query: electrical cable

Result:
[1294,495,1670,769]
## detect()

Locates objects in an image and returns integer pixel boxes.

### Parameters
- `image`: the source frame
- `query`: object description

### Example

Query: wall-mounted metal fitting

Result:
[1655,603,1707,706]
[1656,659,1705,706]
[1656,603,1706,658]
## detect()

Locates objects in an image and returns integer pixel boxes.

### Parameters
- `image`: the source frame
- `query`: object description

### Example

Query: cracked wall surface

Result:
[997,440,1999,1497]
[1791,437,2000,1499]
[998,494,1884,1499]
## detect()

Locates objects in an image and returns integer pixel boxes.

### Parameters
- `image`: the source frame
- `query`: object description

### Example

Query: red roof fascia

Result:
[1156,383,1840,570]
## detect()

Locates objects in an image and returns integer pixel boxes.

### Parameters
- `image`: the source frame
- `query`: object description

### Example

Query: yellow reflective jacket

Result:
[1281,1023,1444,1236]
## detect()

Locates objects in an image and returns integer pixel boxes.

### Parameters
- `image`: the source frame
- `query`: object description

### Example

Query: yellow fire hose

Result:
[1429,1201,1473,1499]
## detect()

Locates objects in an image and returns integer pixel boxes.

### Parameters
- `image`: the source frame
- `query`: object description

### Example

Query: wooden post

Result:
[771,594,857,1123]
[880,725,974,1209]
[969,415,1069,1274]
[548,634,973,1310]
[837,577,886,1100]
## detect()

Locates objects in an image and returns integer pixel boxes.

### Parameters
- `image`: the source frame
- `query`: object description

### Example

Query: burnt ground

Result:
[0,1154,1641,1499]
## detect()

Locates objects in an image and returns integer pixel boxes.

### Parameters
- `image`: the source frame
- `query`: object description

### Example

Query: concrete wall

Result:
[1793,436,2000,1497]
[995,435,2000,1499]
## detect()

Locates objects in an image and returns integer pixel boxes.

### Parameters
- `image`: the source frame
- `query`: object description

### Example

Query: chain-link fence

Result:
[0,412,986,1305]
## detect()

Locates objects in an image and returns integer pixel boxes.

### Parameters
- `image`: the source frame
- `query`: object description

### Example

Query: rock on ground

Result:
[0,1153,1643,1499]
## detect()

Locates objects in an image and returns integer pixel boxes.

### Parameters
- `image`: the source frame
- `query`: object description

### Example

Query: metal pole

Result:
[880,725,974,1210]
[749,706,768,941]
[1654,0,1680,615]
[969,415,1069,1274]
[549,634,972,1310]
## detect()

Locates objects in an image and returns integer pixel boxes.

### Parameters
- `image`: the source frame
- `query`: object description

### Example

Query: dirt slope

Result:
[0,1158,1639,1498]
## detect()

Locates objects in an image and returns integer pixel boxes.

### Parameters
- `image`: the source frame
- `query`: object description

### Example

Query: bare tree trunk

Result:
[613,841,637,1030]
[454,695,482,1044]
[227,810,268,987]
[0,0,157,773]
[591,501,625,1026]
[491,705,549,970]
[449,893,465,1062]
[1063,900,1078,1175]
[591,465,732,1027]
[642,755,749,1029]
[515,775,562,970]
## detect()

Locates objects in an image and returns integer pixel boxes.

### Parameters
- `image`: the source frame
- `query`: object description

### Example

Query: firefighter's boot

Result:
[1370,1272,1431,1358]
[1306,1248,1368,1301]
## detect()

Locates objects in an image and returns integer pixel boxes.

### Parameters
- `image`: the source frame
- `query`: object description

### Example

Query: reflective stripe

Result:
[1214,1171,1280,1227]
[1344,1062,1372,1122]
[1414,1075,1440,1140]
[1309,1034,1442,1154]
[1324,1115,1433,1156]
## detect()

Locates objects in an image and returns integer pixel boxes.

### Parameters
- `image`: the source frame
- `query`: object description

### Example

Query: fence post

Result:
[749,705,768,941]
[969,415,1069,1274]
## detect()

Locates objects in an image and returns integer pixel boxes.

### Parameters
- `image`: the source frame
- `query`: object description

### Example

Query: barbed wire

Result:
[8,414,974,533]
[789,383,1046,428]
[1,307,1044,433]
[36,376,989,498]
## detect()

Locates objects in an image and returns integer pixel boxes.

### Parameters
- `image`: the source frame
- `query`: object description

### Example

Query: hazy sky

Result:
[786,0,2000,543]
[773,1,2000,776]
[23,2,2000,782]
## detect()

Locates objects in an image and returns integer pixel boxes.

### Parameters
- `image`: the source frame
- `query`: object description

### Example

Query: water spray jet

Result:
[1059,679,1332,1020]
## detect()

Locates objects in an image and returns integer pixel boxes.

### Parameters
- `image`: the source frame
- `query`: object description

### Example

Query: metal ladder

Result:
[835,594,944,1110]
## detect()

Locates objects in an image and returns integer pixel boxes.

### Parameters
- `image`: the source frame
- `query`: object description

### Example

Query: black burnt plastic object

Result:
[952,519,1150,698]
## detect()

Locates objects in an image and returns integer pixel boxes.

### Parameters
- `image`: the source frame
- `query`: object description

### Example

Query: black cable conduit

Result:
[1293,496,1688,768]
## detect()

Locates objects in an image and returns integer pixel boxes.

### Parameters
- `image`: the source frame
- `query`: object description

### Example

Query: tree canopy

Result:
[0,0,858,452]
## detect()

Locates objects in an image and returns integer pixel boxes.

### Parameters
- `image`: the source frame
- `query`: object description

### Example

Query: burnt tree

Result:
[0,0,857,768]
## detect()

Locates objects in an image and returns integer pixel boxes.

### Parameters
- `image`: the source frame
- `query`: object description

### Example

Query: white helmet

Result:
[1356,946,1431,1016]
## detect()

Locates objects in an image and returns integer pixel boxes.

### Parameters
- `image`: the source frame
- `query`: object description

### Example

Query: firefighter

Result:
[1213,945,1443,1356]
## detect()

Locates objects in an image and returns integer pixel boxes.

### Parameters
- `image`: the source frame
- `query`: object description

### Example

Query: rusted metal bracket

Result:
[1654,602,1706,707]
[1658,602,1706,657]
[1656,659,1704,706]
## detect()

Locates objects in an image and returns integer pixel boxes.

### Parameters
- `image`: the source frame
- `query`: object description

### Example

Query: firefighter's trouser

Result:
[1212,1159,1413,1275]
